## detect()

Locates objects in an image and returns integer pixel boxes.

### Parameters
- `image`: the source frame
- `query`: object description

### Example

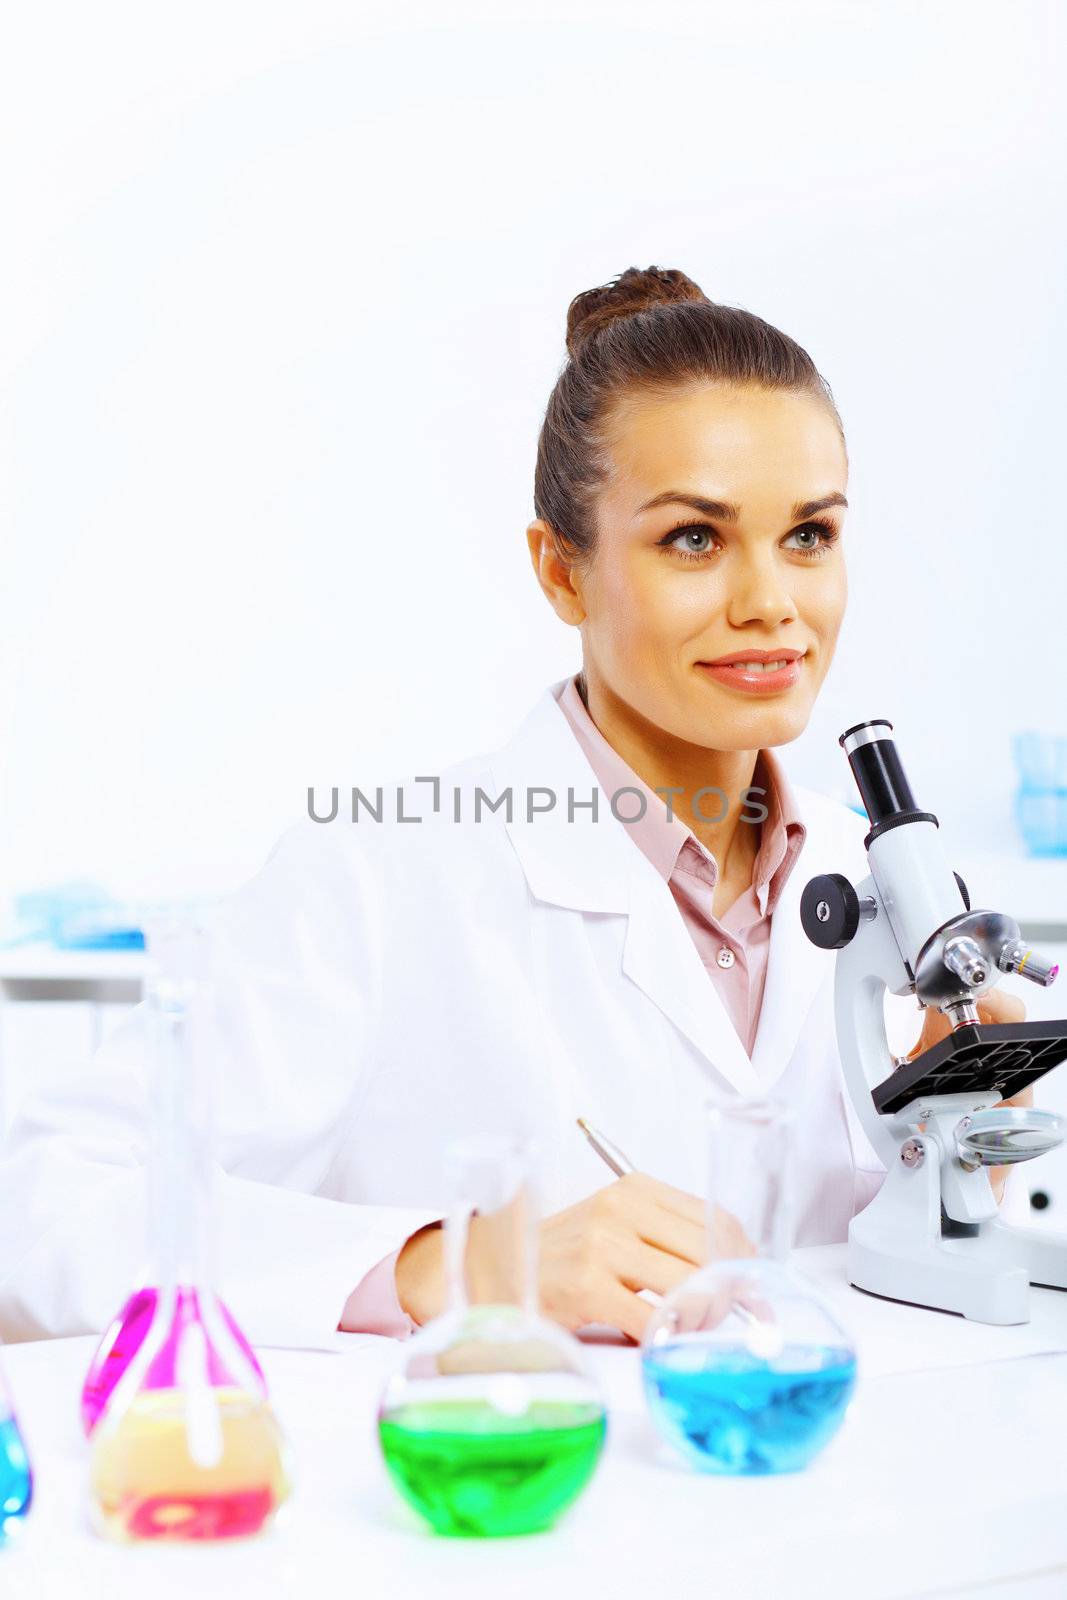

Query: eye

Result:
[658,523,720,563]
[783,518,839,558]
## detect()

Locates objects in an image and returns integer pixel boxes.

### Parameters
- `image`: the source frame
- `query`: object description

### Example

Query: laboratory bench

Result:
[0,943,149,1132]
[1,1245,1065,1600]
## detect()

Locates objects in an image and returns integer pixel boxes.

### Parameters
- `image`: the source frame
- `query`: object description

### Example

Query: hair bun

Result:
[565,265,708,360]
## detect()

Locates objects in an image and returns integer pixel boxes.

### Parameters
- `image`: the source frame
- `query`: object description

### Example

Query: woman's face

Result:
[567,382,848,752]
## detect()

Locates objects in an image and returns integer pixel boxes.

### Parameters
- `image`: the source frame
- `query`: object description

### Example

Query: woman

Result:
[0,266,1024,1347]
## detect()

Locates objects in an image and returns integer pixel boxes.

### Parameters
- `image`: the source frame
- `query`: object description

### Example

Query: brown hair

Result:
[533,265,845,565]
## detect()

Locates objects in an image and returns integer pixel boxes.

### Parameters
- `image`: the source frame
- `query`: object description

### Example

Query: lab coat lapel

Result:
[621,860,763,1096]
[748,803,835,1090]
[487,679,629,915]
[489,680,763,1097]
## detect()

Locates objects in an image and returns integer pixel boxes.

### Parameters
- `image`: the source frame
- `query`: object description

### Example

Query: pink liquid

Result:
[81,1286,266,1435]
[127,1486,274,1541]
[89,1387,288,1543]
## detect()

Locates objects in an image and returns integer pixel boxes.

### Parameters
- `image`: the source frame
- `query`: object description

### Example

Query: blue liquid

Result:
[0,1413,32,1540]
[642,1341,856,1475]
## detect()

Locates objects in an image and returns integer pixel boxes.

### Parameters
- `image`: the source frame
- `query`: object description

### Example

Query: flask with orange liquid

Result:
[87,922,291,1542]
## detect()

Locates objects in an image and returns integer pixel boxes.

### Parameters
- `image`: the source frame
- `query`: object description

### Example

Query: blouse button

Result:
[716,946,736,970]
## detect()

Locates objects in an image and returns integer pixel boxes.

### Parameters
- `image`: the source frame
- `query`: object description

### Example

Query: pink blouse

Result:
[339,671,807,1336]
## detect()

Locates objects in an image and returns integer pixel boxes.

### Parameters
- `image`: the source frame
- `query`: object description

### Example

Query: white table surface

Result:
[2,1245,1066,1600]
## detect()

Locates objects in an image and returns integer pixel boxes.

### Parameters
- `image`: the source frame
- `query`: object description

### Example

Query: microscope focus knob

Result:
[801,873,861,950]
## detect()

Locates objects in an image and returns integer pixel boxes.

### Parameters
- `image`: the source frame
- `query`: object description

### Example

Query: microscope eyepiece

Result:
[839,719,934,839]
[839,720,894,752]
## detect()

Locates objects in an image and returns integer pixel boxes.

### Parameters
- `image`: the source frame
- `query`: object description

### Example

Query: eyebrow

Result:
[636,490,849,522]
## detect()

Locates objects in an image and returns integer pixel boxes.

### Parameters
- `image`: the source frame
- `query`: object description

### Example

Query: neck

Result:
[578,667,763,883]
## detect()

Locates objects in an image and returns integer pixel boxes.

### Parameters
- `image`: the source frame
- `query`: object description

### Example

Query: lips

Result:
[695,649,807,695]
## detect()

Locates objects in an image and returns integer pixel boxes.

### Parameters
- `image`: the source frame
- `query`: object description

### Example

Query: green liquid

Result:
[378,1398,606,1537]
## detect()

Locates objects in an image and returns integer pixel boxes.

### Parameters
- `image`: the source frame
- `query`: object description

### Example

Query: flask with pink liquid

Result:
[85,921,291,1543]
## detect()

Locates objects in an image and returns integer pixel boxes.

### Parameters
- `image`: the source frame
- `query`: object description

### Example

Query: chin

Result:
[701,694,814,751]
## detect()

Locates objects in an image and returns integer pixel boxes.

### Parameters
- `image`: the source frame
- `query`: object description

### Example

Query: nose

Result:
[725,547,799,631]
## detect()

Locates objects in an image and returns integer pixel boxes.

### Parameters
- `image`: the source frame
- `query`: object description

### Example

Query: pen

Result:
[575,1116,635,1178]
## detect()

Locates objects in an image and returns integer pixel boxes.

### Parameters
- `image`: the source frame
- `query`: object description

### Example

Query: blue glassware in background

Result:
[1014,734,1067,856]
[0,882,145,951]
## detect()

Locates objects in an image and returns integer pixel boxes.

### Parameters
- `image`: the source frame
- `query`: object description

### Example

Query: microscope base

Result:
[847,1139,1067,1324]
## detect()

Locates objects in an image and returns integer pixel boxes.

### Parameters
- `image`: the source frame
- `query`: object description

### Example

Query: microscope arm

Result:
[833,875,913,1173]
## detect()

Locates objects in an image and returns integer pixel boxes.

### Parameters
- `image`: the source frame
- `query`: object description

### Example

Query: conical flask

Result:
[641,1096,858,1474]
[80,923,265,1435]
[0,1347,32,1543]
[377,1135,606,1537]
[87,923,291,1541]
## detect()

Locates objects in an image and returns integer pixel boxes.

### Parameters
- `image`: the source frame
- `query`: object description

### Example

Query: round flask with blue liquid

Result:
[641,1097,857,1475]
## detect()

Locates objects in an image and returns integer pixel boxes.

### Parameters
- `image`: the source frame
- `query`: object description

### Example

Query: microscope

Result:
[801,720,1067,1324]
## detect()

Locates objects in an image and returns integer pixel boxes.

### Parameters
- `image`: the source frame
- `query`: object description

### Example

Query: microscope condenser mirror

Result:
[954,1107,1067,1171]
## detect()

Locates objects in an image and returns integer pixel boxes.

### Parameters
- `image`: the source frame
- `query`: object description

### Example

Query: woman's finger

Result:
[615,1236,700,1298]
[639,1207,706,1267]
[636,1174,705,1227]
[710,1205,758,1258]
[604,1173,706,1264]
[596,1279,656,1343]
[977,988,1026,1025]
[910,982,1027,1063]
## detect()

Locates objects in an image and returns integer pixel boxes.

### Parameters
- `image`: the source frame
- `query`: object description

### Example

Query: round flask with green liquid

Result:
[377,1137,606,1537]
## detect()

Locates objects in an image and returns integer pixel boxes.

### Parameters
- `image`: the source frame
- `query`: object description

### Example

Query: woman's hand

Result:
[395,1171,753,1341]
[534,1172,752,1341]
[910,985,1032,1202]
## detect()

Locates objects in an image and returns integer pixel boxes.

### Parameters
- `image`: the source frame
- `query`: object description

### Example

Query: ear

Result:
[525,518,587,626]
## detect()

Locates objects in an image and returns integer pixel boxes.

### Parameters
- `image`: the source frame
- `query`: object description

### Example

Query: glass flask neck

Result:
[144,953,216,1294]
[443,1138,538,1315]
[705,1097,795,1264]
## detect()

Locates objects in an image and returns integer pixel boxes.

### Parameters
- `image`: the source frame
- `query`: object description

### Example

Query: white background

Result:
[1,0,1064,905]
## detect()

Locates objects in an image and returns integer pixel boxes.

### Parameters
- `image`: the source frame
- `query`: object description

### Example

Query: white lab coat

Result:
[0,677,884,1349]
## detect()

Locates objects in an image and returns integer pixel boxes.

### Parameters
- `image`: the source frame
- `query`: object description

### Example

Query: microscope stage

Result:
[872,1019,1067,1114]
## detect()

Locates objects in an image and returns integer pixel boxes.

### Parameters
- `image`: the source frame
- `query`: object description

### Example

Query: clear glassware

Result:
[377,1135,607,1537]
[87,923,291,1542]
[80,921,265,1437]
[0,1350,32,1543]
[641,1096,857,1475]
